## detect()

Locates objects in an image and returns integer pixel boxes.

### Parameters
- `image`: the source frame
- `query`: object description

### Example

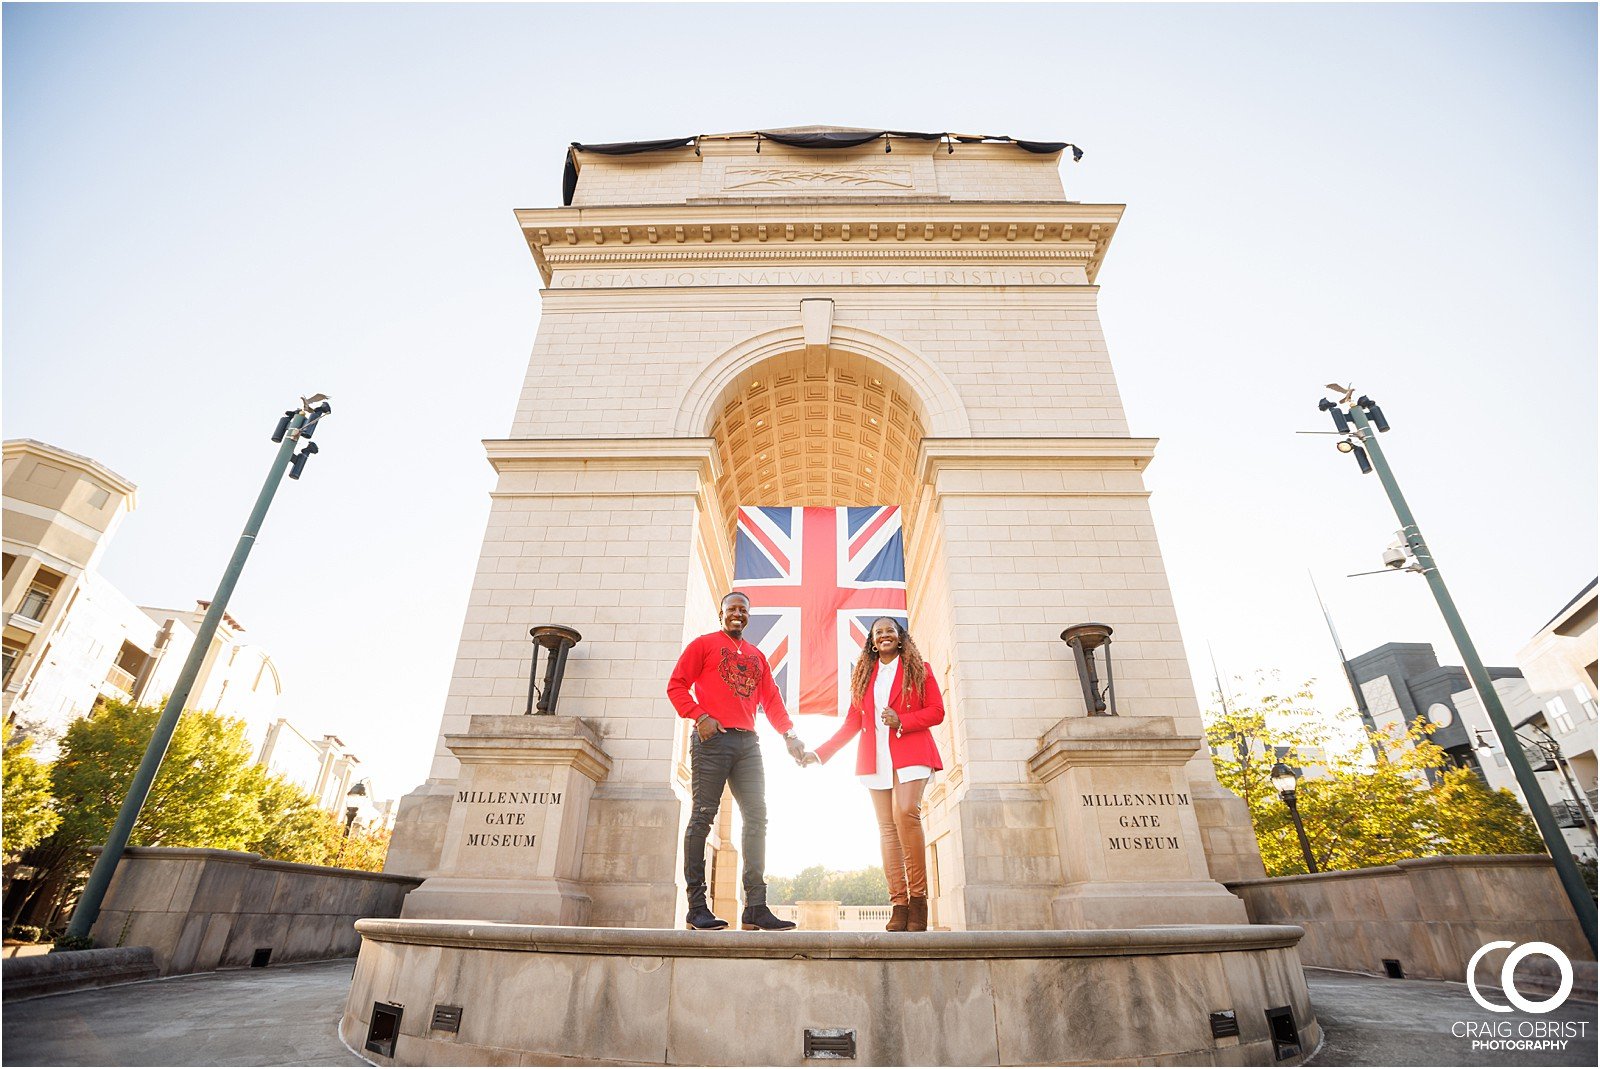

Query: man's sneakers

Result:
[740,903,798,931]
[684,904,729,930]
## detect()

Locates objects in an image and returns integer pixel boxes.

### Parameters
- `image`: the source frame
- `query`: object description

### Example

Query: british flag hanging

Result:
[733,506,908,717]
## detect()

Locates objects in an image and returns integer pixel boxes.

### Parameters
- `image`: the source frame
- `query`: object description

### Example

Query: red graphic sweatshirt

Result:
[667,632,794,734]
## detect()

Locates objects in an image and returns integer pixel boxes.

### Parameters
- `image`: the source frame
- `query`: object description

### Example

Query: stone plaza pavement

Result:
[1,959,1595,1067]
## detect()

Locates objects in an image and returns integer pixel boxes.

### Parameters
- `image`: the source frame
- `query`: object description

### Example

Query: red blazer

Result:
[816,659,944,776]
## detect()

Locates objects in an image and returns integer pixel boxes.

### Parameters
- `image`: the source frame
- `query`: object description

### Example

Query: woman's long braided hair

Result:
[849,617,927,708]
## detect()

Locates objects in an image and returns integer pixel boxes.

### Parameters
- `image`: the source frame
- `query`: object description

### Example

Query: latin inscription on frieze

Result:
[550,267,1085,289]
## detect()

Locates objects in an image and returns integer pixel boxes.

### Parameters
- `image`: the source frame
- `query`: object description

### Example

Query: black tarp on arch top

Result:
[561,130,1083,205]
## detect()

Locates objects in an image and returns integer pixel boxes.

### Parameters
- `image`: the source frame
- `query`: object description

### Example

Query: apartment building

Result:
[1346,593,1598,863]
[3,440,141,726]
[2,439,390,823]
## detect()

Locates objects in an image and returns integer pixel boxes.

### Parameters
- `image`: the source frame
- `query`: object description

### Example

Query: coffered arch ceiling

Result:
[708,349,928,538]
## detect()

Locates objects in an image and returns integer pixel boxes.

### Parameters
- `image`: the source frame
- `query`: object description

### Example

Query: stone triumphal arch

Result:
[385,127,1266,932]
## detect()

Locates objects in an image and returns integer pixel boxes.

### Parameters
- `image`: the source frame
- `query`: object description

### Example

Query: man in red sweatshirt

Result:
[668,591,806,931]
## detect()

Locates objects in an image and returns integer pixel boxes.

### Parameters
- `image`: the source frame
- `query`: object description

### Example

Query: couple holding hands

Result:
[666,591,945,934]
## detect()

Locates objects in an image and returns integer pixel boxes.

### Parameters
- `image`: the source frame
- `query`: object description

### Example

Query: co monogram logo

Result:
[1466,941,1573,1013]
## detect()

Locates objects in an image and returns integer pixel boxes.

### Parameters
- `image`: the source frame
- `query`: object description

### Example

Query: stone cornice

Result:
[354,917,1307,958]
[543,244,1098,268]
[483,438,719,479]
[444,733,613,783]
[516,204,1124,286]
[919,437,1158,478]
[1030,717,1203,780]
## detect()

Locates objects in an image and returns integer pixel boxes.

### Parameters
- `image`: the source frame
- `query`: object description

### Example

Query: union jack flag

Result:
[733,506,907,717]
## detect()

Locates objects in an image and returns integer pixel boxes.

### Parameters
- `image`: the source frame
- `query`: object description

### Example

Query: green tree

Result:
[47,699,270,851]
[248,776,345,866]
[2,719,59,859]
[12,699,270,926]
[1429,767,1545,856]
[1206,677,1549,877]
[768,865,889,904]
[335,825,392,873]
[1292,718,1444,873]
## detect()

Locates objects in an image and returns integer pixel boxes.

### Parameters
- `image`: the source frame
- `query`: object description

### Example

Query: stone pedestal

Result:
[796,900,840,931]
[401,715,611,925]
[1029,716,1248,929]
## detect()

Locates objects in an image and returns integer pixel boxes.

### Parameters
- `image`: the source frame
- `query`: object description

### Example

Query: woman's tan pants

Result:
[870,774,928,904]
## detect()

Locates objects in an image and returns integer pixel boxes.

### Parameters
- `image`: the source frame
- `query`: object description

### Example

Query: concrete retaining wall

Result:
[345,920,1320,1066]
[89,847,422,976]
[2,946,158,1001]
[1226,854,1590,983]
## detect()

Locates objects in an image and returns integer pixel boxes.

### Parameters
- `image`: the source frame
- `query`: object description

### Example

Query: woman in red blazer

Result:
[804,617,944,932]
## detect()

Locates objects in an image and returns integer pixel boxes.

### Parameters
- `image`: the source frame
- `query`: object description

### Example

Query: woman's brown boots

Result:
[885,899,928,931]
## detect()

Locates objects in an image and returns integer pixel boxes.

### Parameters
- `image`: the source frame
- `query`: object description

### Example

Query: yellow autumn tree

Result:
[1205,677,1546,876]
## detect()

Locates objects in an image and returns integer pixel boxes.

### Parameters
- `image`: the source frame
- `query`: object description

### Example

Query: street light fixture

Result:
[1270,761,1319,874]
[1314,386,1596,951]
[64,393,332,942]
[338,782,366,867]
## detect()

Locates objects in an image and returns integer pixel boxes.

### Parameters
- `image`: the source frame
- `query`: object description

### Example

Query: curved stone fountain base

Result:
[344,920,1319,1066]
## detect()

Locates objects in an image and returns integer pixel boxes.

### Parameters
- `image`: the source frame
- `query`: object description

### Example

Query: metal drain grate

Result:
[804,1028,857,1060]
[1209,1010,1239,1039]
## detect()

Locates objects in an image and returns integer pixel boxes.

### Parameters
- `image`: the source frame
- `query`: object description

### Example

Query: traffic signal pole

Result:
[64,398,329,942]
[1338,399,1595,951]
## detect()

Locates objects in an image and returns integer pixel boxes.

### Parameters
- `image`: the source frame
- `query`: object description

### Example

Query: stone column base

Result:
[383,780,456,877]
[400,876,592,926]
[579,784,683,928]
[1052,879,1247,929]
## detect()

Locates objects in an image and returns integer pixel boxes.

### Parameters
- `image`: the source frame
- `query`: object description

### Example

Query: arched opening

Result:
[707,348,928,538]
[690,344,963,928]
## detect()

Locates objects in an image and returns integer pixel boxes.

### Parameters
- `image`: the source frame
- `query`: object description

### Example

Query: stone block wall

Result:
[90,847,421,976]
[1226,854,1590,982]
[510,292,1126,441]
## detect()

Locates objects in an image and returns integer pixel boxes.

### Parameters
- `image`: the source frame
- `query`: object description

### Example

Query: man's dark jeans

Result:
[683,728,768,909]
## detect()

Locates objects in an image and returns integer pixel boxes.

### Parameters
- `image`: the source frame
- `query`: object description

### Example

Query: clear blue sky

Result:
[4,3,1594,874]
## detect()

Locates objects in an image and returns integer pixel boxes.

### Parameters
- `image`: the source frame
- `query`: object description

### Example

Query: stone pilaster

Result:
[916,439,1263,929]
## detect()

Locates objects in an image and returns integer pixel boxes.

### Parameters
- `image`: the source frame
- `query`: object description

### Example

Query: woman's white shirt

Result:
[858,655,932,790]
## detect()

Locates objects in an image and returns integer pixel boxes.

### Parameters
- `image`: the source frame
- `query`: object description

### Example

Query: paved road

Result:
[3,959,1595,1066]
[1305,967,1597,1067]
[3,959,366,1067]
